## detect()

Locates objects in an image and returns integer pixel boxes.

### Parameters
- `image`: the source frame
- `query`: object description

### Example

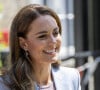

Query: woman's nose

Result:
[49,35,56,44]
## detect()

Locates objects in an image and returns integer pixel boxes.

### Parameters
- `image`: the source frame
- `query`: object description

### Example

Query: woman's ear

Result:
[19,37,28,50]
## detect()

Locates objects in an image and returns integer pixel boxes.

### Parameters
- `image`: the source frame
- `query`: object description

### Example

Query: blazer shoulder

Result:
[52,66,80,80]
[59,66,79,75]
[56,66,80,81]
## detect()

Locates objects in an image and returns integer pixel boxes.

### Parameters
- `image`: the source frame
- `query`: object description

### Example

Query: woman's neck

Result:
[33,63,52,85]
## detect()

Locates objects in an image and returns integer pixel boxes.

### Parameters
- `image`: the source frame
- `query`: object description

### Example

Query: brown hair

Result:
[5,4,62,90]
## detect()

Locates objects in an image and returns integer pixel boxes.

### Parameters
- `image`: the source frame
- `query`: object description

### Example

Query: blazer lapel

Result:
[52,67,66,90]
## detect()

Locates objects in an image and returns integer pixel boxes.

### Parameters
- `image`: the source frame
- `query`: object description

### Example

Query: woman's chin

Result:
[49,57,58,63]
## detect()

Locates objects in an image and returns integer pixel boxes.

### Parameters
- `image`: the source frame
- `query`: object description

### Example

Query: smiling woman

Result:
[0,4,81,90]
[20,15,61,64]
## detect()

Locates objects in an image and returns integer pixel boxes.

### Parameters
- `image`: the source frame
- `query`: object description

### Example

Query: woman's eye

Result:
[38,34,47,39]
[53,31,59,37]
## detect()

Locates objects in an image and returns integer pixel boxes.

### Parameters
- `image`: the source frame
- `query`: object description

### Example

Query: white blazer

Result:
[51,66,81,90]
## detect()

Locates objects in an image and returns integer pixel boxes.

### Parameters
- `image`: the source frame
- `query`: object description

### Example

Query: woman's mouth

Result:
[43,49,56,55]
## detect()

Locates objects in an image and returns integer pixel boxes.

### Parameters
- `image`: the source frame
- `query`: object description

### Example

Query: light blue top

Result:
[0,66,81,90]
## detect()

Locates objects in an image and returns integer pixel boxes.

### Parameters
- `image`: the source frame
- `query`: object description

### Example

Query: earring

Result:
[25,51,29,57]
[25,51,30,60]
[25,51,32,65]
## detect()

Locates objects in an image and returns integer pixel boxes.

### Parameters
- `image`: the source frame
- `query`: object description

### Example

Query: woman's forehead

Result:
[28,15,58,33]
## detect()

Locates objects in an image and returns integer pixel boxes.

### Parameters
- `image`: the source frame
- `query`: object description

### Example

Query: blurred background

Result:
[0,0,100,90]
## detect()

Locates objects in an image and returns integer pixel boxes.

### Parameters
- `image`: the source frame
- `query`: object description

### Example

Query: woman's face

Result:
[22,15,61,64]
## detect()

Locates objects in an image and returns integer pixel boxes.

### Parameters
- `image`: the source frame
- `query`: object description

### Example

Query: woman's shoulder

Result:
[53,66,79,74]
[60,66,79,74]
[52,66,80,79]
[0,75,10,90]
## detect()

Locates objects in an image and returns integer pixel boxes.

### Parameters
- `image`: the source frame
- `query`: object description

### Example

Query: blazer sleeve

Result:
[0,77,10,90]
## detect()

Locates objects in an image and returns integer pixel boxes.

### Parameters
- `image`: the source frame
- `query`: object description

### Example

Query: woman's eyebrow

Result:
[35,31,47,35]
[35,27,59,35]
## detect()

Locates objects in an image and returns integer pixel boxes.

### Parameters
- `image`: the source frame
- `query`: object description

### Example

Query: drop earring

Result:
[25,51,32,64]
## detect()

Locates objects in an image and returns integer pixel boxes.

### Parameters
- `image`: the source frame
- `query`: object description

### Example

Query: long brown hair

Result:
[4,4,62,90]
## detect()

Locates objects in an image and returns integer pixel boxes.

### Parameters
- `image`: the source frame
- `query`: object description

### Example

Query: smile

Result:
[43,49,56,55]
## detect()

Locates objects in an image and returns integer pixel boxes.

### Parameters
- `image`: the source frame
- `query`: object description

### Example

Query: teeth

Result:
[44,49,56,53]
[46,50,55,53]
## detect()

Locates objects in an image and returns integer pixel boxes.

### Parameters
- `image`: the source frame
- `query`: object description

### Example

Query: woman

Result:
[0,4,81,90]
